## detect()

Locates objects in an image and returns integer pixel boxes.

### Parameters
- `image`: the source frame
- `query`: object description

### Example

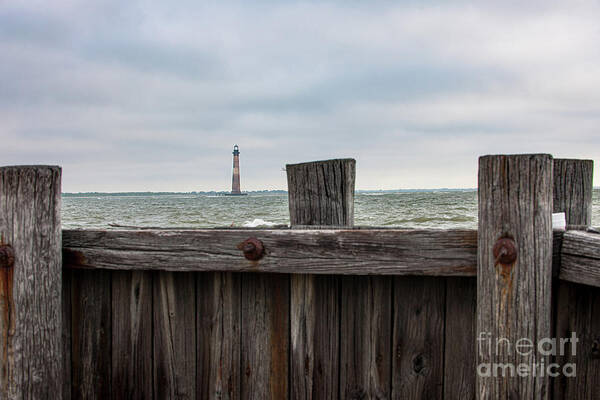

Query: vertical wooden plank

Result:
[112,271,153,400]
[553,281,600,400]
[241,273,289,400]
[551,159,593,276]
[154,271,196,399]
[287,159,355,399]
[197,271,241,400]
[392,276,445,399]
[290,274,339,399]
[287,159,355,227]
[444,277,476,400]
[71,269,111,400]
[477,154,553,399]
[552,158,596,399]
[62,268,72,400]
[552,159,594,227]
[0,166,62,399]
[340,276,392,399]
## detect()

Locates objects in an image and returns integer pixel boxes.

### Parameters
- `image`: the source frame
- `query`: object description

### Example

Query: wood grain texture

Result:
[197,272,242,400]
[552,159,594,277]
[444,277,477,400]
[392,276,445,400]
[553,281,600,400]
[286,159,355,226]
[154,271,196,399]
[552,158,596,400]
[71,269,111,400]
[553,230,565,278]
[288,159,354,399]
[62,268,72,400]
[290,275,340,399]
[0,166,62,399]
[553,159,594,226]
[111,271,153,400]
[241,273,289,400]
[477,154,553,399]
[560,231,600,288]
[340,276,392,400]
[63,228,477,276]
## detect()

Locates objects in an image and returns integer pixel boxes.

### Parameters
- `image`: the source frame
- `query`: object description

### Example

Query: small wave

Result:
[384,216,475,224]
[243,218,276,227]
[412,216,474,223]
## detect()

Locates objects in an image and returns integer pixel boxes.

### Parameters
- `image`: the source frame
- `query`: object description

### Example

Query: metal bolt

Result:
[493,237,517,265]
[0,245,14,269]
[237,238,264,261]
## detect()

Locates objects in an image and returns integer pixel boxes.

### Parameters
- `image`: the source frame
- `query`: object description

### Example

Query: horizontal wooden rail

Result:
[560,230,600,288]
[63,228,478,276]
[63,228,600,282]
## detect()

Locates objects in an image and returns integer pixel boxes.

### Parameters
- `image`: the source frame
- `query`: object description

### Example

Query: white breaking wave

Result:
[243,218,276,227]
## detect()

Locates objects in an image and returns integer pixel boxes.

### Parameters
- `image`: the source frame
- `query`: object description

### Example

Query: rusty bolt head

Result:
[0,245,14,269]
[493,237,517,265]
[237,238,264,261]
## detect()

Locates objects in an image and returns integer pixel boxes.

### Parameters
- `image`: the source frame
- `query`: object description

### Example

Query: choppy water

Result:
[62,190,600,230]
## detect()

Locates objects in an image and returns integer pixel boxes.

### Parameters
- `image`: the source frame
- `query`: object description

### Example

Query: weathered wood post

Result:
[552,158,596,399]
[0,166,62,399]
[551,158,593,279]
[287,159,354,399]
[553,159,594,228]
[477,154,553,399]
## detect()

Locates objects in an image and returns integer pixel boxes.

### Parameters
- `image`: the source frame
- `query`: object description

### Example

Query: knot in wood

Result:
[591,338,600,359]
[412,354,426,375]
[493,237,517,265]
[237,238,264,261]
[0,245,14,269]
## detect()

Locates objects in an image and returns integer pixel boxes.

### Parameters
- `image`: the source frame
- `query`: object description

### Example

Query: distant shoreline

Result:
[62,188,481,197]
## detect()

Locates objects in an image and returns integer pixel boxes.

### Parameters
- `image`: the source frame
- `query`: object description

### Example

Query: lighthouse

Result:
[231,144,242,195]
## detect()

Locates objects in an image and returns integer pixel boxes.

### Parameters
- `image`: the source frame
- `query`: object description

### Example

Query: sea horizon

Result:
[62,188,481,196]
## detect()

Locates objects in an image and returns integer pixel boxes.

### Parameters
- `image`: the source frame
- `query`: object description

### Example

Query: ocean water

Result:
[62,189,600,230]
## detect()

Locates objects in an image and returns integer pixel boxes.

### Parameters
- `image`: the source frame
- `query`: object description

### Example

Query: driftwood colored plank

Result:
[392,276,445,399]
[552,158,596,400]
[0,166,62,399]
[444,277,476,400]
[241,273,289,400]
[197,272,242,400]
[560,231,600,288]
[111,271,153,400]
[552,159,594,277]
[154,271,196,399]
[477,154,553,399]
[63,229,477,275]
[286,159,355,226]
[288,158,354,399]
[340,276,392,399]
[71,269,111,400]
[553,281,600,399]
[553,159,594,228]
[290,275,340,399]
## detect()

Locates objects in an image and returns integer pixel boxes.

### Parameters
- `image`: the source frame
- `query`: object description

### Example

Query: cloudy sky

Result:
[2,1,600,192]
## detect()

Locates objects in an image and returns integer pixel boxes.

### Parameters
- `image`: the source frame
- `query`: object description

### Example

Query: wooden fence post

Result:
[287,159,354,399]
[477,154,553,399]
[552,158,597,399]
[0,166,62,399]
[553,159,594,227]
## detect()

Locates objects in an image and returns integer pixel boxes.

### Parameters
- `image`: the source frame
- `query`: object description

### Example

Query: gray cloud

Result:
[1,1,600,192]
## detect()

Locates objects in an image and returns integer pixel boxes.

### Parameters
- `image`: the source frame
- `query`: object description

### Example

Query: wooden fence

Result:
[0,155,599,399]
